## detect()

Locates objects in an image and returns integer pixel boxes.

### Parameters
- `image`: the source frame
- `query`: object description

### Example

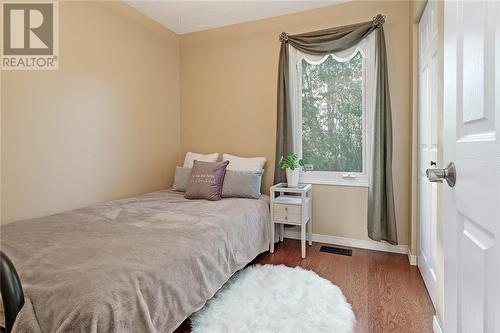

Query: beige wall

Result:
[1,1,416,249]
[180,1,411,245]
[1,1,181,224]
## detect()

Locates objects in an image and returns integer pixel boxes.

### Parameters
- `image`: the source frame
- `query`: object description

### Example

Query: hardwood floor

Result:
[175,239,435,333]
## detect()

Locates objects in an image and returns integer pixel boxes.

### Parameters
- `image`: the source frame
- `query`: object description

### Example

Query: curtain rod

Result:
[279,14,386,43]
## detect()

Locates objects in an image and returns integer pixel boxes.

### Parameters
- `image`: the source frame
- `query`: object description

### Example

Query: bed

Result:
[0,190,271,332]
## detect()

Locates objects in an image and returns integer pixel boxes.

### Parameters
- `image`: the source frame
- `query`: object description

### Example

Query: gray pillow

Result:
[222,170,263,199]
[171,166,192,192]
[185,160,229,201]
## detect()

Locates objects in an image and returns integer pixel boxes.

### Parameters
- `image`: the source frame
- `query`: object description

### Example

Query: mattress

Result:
[0,190,271,332]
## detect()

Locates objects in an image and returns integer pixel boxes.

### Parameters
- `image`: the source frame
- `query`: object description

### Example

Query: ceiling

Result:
[124,1,347,35]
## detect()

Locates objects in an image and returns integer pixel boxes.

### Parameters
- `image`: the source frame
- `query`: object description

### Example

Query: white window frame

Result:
[288,34,376,187]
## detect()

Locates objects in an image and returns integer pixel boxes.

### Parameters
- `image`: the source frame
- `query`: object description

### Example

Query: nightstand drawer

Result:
[274,203,301,215]
[273,211,301,224]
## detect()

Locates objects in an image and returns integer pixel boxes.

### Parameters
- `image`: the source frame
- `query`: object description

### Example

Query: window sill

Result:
[299,175,369,188]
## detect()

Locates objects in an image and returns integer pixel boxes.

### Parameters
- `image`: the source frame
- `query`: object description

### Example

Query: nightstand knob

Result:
[285,207,288,211]
[285,216,288,220]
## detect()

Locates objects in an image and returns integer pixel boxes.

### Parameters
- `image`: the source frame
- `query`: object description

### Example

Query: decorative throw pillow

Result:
[183,152,219,168]
[221,170,264,199]
[185,161,229,201]
[222,153,266,172]
[171,166,192,192]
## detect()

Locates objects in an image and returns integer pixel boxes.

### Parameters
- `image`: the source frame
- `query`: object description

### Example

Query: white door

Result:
[418,0,439,307]
[443,1,500,332]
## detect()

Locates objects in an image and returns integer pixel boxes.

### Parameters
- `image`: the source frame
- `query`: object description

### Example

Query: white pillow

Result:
[223,153,266,172]
[183,152,219,168]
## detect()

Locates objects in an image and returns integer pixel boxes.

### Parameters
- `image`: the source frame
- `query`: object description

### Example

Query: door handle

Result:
[426,162,456,187]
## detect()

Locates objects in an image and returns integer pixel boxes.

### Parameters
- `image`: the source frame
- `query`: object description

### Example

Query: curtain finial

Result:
[279,32,289,43]
[372,14,386,28]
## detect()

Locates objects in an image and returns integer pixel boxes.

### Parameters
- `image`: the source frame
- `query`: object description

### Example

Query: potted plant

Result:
[279,154,305,187]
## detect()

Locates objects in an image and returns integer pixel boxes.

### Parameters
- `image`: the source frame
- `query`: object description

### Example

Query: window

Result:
[289,35,375,186]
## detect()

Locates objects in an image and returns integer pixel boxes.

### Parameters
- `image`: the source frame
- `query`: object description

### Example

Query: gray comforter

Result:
[1,190,271,333]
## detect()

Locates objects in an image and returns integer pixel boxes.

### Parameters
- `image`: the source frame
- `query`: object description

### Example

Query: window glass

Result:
[301,52,363,173]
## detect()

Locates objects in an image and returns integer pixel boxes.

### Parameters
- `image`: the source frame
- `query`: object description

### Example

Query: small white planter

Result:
[286,168,300,187]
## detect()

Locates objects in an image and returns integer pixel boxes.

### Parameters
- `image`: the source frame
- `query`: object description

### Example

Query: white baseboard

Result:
[407,250,418,266]
[433,316,443,333]
[283,230,409,255]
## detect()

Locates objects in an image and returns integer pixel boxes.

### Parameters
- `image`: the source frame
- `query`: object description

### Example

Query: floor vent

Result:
[320,245,352,256]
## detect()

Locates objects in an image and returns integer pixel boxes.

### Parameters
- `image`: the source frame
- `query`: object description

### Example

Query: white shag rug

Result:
[191,264,355,333]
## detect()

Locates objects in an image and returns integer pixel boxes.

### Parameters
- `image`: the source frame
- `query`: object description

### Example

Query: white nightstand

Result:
[270,183,313,258]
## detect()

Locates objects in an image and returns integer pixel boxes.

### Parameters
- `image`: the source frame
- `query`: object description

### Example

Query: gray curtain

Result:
[274,15,397,244]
